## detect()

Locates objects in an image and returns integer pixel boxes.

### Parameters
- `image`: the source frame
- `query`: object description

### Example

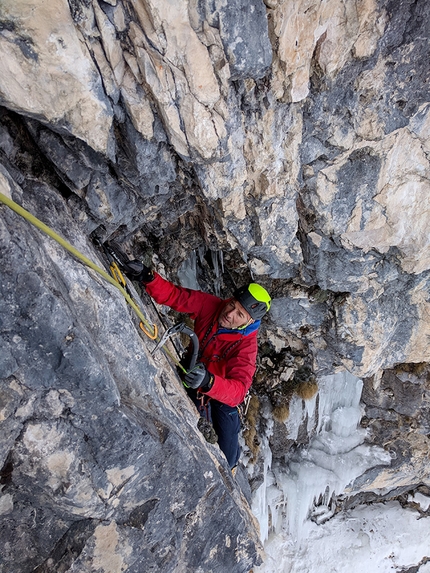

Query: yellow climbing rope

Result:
[106,258,158,340]
[0,190,186,372]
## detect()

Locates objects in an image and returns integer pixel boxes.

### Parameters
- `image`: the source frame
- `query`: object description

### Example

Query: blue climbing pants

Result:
[187,389,241,469]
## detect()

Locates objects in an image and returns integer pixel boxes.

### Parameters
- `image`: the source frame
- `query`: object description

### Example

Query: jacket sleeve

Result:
[145,272,219,320]
[204,338,258,407]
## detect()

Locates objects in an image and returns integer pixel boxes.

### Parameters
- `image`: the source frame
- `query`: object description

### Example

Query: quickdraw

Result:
[93,237,158,341]
[139,321,158,340]
[238,392,252,423]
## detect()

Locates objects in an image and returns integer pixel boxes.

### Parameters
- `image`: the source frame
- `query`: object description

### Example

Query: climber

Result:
[123,259,271,470]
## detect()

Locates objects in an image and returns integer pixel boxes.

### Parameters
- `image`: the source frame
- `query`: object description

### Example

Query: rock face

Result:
[0,0,113,154]
[359,364,430,494]
[0,173,262,572]
[0,0,429,570]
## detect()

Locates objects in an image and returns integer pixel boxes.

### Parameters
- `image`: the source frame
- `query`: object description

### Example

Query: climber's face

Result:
[218,299,253,330]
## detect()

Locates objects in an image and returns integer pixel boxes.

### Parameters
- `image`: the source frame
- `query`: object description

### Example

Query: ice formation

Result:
[177,250,200,290]
[255,500,430,573]
[178,248,224,296]
[251,371,392,543]
[210,249,224,297]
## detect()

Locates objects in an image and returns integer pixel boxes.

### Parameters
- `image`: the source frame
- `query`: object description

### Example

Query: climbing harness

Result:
[0,191,190,373]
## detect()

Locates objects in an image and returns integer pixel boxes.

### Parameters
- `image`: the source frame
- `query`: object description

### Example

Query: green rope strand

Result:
[0,191,187,374]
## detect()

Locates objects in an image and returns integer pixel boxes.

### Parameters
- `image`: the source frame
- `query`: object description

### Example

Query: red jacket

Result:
[146,273,259,407]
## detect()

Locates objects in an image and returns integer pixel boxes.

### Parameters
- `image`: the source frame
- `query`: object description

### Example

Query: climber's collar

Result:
[218,320,261,336]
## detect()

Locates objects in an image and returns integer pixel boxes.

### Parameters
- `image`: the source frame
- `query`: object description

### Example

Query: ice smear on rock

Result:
[177,250,200,290]
[251,371,392,543]
[250,411,275,543]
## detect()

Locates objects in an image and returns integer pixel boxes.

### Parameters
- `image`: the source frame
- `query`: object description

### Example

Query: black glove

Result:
[183,363,213,390]
[123,260,154,283]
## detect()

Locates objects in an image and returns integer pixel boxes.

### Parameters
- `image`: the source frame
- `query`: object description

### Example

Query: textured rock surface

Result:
[0,172,262,572]
[357,364,430,493]
[0,0,429,569]
[0,0,113,154]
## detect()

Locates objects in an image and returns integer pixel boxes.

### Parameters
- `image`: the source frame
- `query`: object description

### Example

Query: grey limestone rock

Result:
[199,0,272,81]
[0,0,430,567]
[0,174,262,573]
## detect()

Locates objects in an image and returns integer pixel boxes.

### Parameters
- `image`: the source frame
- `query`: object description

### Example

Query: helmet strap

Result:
[237,317,255,330]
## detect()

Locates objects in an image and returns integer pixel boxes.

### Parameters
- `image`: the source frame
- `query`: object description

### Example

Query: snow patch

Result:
[256,501,430,573]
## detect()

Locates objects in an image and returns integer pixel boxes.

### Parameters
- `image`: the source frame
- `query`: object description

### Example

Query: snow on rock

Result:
[255,501,430,573]
[408,492,430,512]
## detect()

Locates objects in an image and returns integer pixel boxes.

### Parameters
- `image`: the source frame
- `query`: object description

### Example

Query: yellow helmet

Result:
[234,283,271,320]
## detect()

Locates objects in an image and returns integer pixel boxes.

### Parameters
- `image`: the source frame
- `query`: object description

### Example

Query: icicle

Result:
[251,371,392,545]
[177,251,199,290]
[252,440,274,543]
[284,396,306,442]
[304,392,318,434]
[211,249,222,297]
[197,245,205,266]
[251,402,276,543]
[219,249,224,274]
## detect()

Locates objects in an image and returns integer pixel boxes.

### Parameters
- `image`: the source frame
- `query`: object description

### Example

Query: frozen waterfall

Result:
[251,371,392,544]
